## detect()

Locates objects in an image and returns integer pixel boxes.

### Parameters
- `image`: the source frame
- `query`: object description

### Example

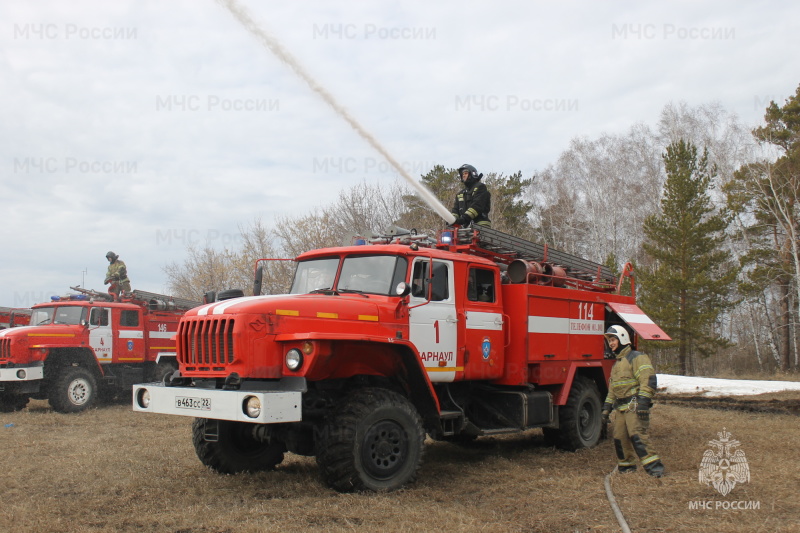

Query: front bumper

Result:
[132,379,304,424]
[0,366,44,382]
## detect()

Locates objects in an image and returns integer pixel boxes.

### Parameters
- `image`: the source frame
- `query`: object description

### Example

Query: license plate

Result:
[175,396,211,411]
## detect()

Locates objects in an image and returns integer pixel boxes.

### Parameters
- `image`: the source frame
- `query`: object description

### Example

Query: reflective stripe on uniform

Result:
[633,364,653,379]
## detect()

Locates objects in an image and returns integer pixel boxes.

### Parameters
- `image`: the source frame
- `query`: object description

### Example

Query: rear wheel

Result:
[316,388,425,492]
[49,366,97,413]
[192,418,285,474]
[543,376,602,451]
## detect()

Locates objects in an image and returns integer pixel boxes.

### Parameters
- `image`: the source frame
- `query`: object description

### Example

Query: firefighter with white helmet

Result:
[601,325,665,477]
[104,251,132,300]
[451,164,491,227]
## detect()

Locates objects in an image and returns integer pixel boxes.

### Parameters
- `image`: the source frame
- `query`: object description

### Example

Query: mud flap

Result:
[203,418,219,442]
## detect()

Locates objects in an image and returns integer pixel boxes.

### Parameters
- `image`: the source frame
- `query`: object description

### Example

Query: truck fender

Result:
[392,343,442,430]
[554,362,609,406]
[44,347,105,379]
[279,332,442,422]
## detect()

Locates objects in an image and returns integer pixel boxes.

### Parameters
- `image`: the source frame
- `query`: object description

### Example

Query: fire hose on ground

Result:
[604,466,632,533]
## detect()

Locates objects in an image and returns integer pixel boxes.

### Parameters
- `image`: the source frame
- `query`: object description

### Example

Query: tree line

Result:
[164,83,800,376]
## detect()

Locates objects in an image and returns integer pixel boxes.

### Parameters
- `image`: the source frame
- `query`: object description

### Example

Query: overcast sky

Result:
[1,0,799,307]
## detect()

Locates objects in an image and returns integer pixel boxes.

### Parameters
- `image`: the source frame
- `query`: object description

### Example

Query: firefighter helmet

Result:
[604,325,631,346]
[106,251,118,261]
[457,164,479,181]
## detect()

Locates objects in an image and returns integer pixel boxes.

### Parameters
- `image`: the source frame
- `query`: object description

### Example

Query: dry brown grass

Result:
[2,394,799,533]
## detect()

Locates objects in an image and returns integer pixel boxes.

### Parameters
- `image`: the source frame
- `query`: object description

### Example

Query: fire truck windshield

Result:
[290,255,408,296]
[290,258,340,294]
[29,306,86,326]
[337,255,407,295]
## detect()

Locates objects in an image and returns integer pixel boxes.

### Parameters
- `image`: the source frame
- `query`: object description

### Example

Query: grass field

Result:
[1,392,799,533]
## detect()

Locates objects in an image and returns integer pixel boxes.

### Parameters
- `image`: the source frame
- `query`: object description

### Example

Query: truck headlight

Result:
[244,396,261,418]
[136,388,151,409]
[16,369,26,380]
[285,349,303,371]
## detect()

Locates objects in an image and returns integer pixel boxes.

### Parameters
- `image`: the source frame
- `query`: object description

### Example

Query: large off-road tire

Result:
[150,359,177,383]
[192,418,285,474]
[0,395,29,412]
[543,376,602,451]
[316,388,425,493]
[49,366,97,413]
[216,289,244,301]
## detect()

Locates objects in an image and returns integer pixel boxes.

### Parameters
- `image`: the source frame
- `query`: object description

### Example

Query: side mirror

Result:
[253,264,264,296]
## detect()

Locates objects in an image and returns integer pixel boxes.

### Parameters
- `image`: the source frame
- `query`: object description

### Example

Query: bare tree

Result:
[528,125,663,268]
[164,218,289,300]
[163,245,241,301]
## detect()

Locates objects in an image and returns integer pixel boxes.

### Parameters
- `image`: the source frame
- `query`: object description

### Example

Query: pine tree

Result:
[640,140,738,374]
[397,165,534,236]
[483,170,534,237]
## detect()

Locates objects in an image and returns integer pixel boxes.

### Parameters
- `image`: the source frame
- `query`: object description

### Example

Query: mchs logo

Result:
[699,428,751,496]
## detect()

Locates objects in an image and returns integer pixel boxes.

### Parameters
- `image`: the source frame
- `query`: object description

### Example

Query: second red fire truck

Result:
[133,226,669,492]
[0,307,31,330]
[1,288,199,413]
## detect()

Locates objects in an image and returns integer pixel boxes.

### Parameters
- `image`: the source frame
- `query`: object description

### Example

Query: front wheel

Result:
[149,359,177,383]
[49,366,97,413]
[543,376,602,451]
[0,395,30,412]
[316,388,425,492]
[192,418,286,474]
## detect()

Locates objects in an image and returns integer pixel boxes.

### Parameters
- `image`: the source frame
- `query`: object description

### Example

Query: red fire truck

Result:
[133,226,669,491]
[0,288,199,413]
[0,307,31,329]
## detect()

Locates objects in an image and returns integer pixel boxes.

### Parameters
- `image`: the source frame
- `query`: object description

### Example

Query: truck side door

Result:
[115,309,145,362]
[462,266,504,380]
[409,258,458,382]
[88,307,113,363]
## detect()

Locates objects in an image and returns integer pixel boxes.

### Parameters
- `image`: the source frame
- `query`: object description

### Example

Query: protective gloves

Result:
[455,214,472,226]
[635,395,651,421]
[601,402,612,424]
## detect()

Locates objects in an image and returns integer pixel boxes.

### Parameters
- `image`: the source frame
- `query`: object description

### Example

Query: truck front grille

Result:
[0,338,10,359]
[178,317,235,367]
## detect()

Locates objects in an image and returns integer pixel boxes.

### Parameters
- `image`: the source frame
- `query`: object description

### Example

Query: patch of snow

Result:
[657,374,800,397]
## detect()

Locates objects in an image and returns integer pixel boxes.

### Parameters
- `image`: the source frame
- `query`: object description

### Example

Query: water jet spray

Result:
[217,0,456,224]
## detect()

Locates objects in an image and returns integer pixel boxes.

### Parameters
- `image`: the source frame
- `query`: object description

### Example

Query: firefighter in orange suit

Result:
[601,325,665,477]
[104,251,132,300]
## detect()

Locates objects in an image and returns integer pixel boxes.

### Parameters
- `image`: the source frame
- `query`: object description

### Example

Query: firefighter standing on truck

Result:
[601,325,665,477]
[451,163,491,227]
[104,251,131,300]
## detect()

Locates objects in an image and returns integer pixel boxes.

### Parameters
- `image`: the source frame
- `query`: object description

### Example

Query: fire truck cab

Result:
[0,289,199,413]
[0,307,31,330]
[133,226,669,492]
